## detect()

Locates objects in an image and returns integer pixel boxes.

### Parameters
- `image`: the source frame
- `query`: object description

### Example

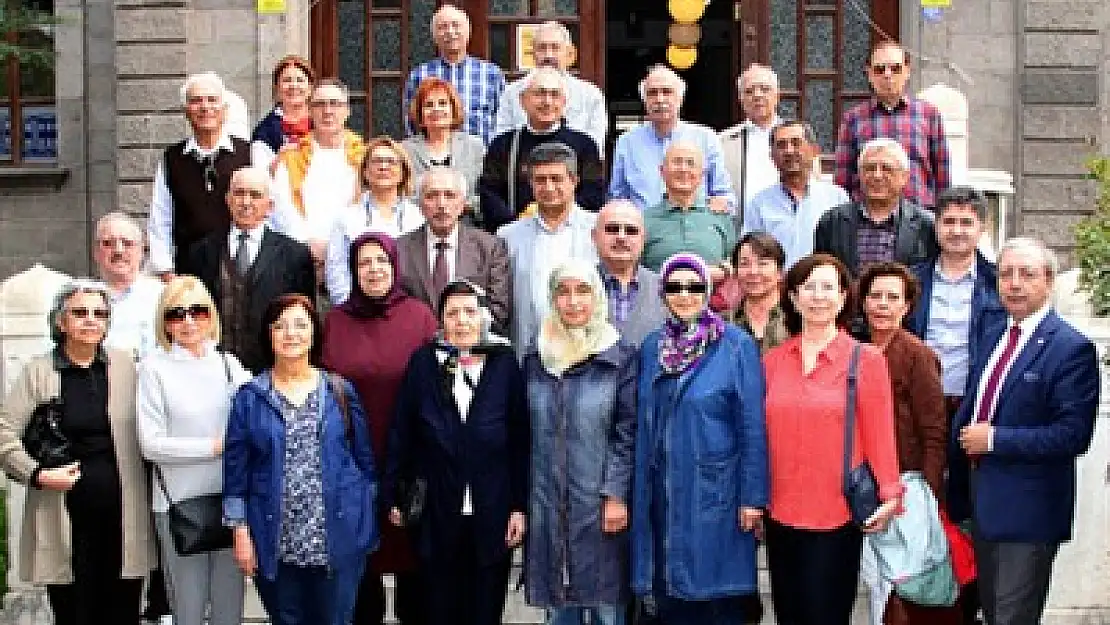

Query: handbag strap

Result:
[327,373,353,445]
[507,128,522,213]
[842,341,862,488]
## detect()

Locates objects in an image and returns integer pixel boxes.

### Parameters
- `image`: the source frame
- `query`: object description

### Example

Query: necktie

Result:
[974,325,1022,424]
[235,232,252,276]
[432,240,450,298]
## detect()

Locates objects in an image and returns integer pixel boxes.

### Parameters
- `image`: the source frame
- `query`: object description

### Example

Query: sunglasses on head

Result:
[164,304,212,323]
[663,281,708,295]
[67,307,111,320]
[602,223,641,236]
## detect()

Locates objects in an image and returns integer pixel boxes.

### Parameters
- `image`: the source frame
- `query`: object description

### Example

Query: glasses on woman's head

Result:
[164,304,212,323]
[663,281,708,295]
[67,307,111,321]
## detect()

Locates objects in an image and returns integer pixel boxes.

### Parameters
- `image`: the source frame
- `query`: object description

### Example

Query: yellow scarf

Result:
[277,130,367,216]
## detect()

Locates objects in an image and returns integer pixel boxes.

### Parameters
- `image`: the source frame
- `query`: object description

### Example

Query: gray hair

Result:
[431,4,469,30]
[527,141,579,177]
[737,63,779,92]
[859,138,910,171]
[49,279,112,345]
[180,72,227,107]
[417,165,468,197]
[95,211,145,242]
[638,64,687,101]
[534,20,573,45]
[230,166,275,197]
[313,78,351,102]
[998,236,1059,278]
[523,67,566,93]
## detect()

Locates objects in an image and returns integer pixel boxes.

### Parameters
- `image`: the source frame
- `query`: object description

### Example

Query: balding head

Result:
[431,4,471,61]
[532,21,573,69]
[595,199,646,274]
[226,167,274,230]
[661,141,704,201]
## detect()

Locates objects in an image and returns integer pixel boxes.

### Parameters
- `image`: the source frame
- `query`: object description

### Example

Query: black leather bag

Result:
[22,397,73,469]
[155,467,232,555]
[843,342,880,527]
[396,476,427,526]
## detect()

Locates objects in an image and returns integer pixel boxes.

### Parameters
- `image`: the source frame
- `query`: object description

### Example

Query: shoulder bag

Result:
[843,341,881,527]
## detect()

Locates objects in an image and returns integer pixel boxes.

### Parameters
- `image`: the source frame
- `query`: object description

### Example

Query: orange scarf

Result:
[278,130,367,216]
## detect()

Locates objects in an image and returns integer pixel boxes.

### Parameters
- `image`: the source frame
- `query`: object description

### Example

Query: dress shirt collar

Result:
[870,95,909,113]
[230,223,266,243]
[526,118,563,136]
[741,116,783,134]
[535,206,579,233]
[599,264,640,289]
[435,54,472,68]
[784,329,852,368]
[858,201,900,226]
[183,132,235,157]
[1009,304,1051,337]
[663,195,708,212]
[428,224,460,252]
[934,258,977,284]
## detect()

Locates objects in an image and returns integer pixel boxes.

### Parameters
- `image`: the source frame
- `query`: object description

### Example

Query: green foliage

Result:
[1074,156,1110,317]
[0,6,59,70]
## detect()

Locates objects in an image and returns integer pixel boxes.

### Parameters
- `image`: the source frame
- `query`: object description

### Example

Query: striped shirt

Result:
[403,56,506,144]
[924,263,976,396]
[834,96,951,208]
[601,270,640,326]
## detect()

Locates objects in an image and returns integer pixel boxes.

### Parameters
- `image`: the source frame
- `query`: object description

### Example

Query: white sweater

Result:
[135,342,251,512]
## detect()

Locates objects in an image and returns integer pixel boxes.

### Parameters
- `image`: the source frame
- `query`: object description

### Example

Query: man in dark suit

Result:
[948,236,1100,625]
[398,165,512,334]
[813,137,938,276]
[181,166,315,373]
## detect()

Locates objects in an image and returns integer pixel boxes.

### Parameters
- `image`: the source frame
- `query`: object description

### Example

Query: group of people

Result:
[0,4,1101,625]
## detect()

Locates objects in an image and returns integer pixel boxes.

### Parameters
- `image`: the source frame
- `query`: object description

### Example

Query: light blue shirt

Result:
[324,196,424,305]
[608,121,737,211]
[924,264,976,396]
[104,276,164,359]
[743,180,849,268]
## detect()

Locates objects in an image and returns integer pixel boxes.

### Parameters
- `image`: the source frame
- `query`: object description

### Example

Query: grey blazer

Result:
[402,131,486,205]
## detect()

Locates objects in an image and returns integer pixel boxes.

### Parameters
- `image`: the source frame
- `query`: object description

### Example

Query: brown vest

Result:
[218,251,260,372]
[165,137,251,269]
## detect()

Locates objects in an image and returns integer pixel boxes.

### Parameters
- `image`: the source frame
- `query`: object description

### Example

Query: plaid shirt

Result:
[834,96,951,208]
[403,56,506,145]
[601,269,640,326]
[855,204,898,271]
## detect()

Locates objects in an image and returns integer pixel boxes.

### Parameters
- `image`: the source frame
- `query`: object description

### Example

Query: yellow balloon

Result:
[668,0,706,24]
[667,45,698,70]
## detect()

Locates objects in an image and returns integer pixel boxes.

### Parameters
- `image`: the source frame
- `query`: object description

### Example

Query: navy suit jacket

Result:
[907,252,1007,391]
[946,310,1100,543]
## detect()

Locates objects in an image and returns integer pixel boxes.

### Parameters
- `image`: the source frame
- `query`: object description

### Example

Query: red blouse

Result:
[762,331,902,529]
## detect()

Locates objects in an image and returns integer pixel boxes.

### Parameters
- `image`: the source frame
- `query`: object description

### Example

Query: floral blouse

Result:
[276,382,329,567]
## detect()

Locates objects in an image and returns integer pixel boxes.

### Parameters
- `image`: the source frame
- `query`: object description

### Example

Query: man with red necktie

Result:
[947,236,1100,625]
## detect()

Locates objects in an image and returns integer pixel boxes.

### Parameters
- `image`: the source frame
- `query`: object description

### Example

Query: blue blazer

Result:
[946,310,1100,543]
[384,344,530,567]
[908,252,1007,390]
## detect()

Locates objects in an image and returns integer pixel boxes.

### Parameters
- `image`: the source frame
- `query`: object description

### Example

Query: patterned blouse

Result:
[276,380,329,567]
[732,304,789,354]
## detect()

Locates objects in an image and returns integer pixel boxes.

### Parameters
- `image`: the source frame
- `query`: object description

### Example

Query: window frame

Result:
[0,0,58,167]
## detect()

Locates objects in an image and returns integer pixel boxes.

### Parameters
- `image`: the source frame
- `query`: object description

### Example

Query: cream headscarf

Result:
[537,259,621,377]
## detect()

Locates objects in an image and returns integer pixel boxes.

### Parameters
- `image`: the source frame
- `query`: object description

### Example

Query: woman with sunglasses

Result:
[629,253,769,625]
[0,279,156,625]
[135,276,251,625]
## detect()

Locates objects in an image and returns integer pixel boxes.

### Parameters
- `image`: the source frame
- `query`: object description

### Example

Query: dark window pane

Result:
[371,0,400,7]
[349,99,367,136]
[490,0,528,16]
[409,0,437,66]
[804,79,835,152]
[780,98,799,121]
[21,104,56,162]
[537,0,578,17]
[805,14,834,71]
[0,107,11,161]
[16,2,55,98]
[338,0,367,91]
[842,0,872,91]
[372,19,401,71]
[371,81,403,138]
[490,23,511,69]
[769,0,798,90]
[807,0,837,5]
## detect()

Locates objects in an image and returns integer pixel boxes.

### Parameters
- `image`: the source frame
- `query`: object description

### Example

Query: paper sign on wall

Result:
[921,0,951,7]
[257,0,287,14]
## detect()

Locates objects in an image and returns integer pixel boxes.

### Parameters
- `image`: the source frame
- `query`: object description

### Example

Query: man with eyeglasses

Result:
[834,40,951,209]
[744,120,849,268]
[147,72,251,283]
[592,200,666,348]
[721,63,783,215]
[94,212,165,360]
[184,166,315,373]
[478,67,604,232]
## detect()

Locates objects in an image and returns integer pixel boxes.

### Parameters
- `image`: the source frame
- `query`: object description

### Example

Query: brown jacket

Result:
[880,329,947,497]
[0,350,156,583]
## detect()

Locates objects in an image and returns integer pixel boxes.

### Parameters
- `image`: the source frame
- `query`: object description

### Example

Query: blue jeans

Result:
[254,560,365,625]
[546,605,625,625]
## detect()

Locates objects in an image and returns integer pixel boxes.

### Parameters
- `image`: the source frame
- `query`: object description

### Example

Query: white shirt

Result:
[325,197,425,304]
[719,118,781,212]
[531,214,574,320]
[271,141,359,243]
[228,223,267,269]
[147,133,239,273]
[426,226,461,283]
[974,305,1051,448]
[103,275,165,359]
[434,348,485,515]
[494,72,608,150]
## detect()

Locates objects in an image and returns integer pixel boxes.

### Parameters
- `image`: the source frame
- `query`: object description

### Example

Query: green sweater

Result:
[642,197,738,271]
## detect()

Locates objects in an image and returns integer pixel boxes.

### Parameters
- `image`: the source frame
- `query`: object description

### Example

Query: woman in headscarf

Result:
[522,259,638,625]
[629,253,769,625]
[321,231,438,625]
[385,279,529,625]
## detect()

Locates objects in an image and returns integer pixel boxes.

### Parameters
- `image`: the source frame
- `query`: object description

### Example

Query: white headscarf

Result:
[537,259,620,377]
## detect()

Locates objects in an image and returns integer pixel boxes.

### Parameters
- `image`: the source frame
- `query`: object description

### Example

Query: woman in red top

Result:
[762,253,901,625]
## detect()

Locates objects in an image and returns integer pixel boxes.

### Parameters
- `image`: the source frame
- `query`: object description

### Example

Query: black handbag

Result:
[22,397,73,469]
[155,467,232,555]
[843,342,881,527]
[395,476,427,526]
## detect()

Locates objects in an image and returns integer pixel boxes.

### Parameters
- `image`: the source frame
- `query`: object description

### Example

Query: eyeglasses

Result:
[602,223,641,236]
[97,237,139,249]
[799,281,841,295]
[861,161,901,174]
[67,307,111,320]
[865,291,904,303]
[310,99,348,109]
[663,281,708,295]
[742,84,774,95]
[163,304,212,323]
[871,63,904,75]
[230,188,266,200]
[369,156,401,167]
[271,320,312,333]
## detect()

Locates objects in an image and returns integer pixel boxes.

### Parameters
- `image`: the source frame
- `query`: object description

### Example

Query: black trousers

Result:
[422,516,512,625]
[353,566,424,625]
[765,518,862,625]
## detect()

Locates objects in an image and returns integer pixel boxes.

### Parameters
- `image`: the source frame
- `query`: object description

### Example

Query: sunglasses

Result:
[164,304,212,323]
[871,63,904,75]
[602,223,641,236]
[67,307,111,320]
[663,281,708,295]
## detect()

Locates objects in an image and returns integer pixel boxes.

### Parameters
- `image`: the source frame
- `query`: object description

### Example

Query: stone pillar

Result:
[918,83,969,186]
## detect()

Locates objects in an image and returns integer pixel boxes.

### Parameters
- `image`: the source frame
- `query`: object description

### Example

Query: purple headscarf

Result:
[339,231,407,318]
[658,252,726,374]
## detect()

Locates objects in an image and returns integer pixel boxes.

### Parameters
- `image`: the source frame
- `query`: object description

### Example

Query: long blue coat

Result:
[630,325,769,601]
[522,342,638,607]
